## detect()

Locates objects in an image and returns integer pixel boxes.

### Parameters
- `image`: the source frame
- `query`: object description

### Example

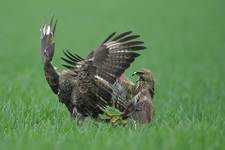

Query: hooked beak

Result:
[132,72,137,76]
[132,71,144,76]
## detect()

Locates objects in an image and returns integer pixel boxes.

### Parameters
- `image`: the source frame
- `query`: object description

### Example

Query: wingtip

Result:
[123,31,133,35]
[62,64,74,69]
[102,32,117,44]
[141,46,147,50]
[50,15,54,26]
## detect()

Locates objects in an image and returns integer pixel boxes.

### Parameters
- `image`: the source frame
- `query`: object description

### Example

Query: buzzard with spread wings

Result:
[40,17,146,120]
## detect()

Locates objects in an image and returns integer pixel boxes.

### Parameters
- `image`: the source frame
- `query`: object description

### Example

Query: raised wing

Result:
[88,32,146,110]
[40,17,57,63]
[40,17,59,94]
[91,31,146,85]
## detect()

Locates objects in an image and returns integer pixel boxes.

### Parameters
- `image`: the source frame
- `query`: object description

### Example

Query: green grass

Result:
[0,0,224,149]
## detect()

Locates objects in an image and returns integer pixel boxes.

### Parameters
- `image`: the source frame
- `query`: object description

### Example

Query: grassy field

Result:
[0,0,224,149]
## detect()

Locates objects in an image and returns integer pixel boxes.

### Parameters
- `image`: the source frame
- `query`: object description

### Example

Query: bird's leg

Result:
[40,17,59,94]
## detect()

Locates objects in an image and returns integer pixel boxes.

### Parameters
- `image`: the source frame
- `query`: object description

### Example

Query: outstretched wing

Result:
[89,32,146,109]
[92,31,146,84]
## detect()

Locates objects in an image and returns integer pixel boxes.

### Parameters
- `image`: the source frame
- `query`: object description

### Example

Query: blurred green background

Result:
[0,0,224,149]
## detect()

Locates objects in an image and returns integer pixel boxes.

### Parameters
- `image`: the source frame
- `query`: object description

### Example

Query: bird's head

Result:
[132,69,154,81]
[132,69,155,98]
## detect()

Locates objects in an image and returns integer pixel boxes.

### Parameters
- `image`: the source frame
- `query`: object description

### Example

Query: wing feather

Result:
[61,50,84,69]
[101,32,116,44]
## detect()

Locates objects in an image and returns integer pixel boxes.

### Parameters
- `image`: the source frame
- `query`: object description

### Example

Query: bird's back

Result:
[71,60,107,117]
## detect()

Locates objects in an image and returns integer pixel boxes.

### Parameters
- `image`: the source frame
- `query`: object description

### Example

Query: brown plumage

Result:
[112,69,155,123]
[40,17,146,120]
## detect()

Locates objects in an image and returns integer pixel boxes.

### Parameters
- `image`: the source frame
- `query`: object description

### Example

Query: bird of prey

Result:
[40,17,146,121]
[111,69,155,124]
